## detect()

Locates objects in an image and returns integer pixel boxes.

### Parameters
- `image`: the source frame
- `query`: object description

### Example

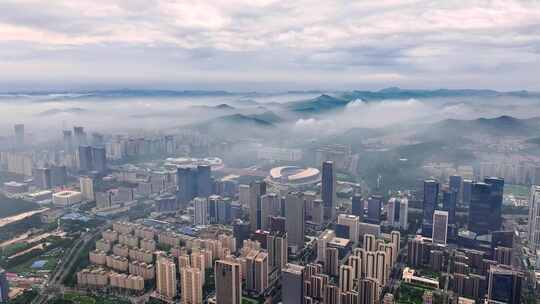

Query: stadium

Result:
[266,166,320,189]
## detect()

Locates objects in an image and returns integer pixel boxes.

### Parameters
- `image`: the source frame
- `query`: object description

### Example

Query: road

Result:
[31,223,111,304]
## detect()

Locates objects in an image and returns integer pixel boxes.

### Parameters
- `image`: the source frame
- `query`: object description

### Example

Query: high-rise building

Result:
[312,199,324,224]
[352,193,363,219]
[487,265,522,304]
[325,247,339,276]
[528,185,540,250]
[267,232,287,271]
[91,146,107,173]
[423,179,439,228]
[156,256,177,299]
[358,278,379,304]
[73,126,87,146]
[337,214,360,244]
[249,181,266,232]
[215,260,242,304]
[363,234,376,252]
[281,263,305,304]
[14,124,24,149]
[321,161,336,220]
[432,210,448,245]
[80,176,95,201]
[366,195,382,224]
[388,197,408,230]
[196,165,212,197]
[449,175,462,203]
[34,167,51,189]
[245,250,268,294]
[442,189,457,225]
[285,192,305,252]
[261,193,280,230]
[469,182,492,235]
[375,251,388,286]
[0,268,9,303]
[390,231,400,264]
[484,177,504,232]
[462,179,472,206]
[50,165,67,187]
[63,130,73,153]
[194,197,208,225]
[78,145,93,172]
[181,267,203,304]
[339,265,354,292]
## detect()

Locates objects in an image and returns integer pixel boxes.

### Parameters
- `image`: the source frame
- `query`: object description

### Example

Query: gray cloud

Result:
[0,0,539,91]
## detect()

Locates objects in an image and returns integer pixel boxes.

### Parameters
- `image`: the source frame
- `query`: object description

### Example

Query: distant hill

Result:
[287,94,350,113]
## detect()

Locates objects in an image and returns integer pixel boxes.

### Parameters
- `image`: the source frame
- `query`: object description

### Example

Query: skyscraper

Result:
[181,267,203,304]
[249,181,266,232]
[352,193,363,219]
[281,263,305,304]
[14,124,24,149]
[432,210,448,245]
[267,232,287,271]
[196,164,212,197]
[194,197,208,225]
[261,193,280,230]
[388,197,408,230]
[156,256,177,299]
[80,176,95,201]
[469,182,492,235]
[339,265,354,292]
[449,175,462,203]
[245,250,268,294]
[337,214,360,244]
[366,195,382,224]
[0,268,9,303]
[442,189,456,225]
[528,185,540,250]
[34,167,51,189]
[321,161,336,220]
[462,179,472,206]
[423,179,439,228]
[73,126,87,146]
[285,192,305,252]
[91,146,107,173]
[487,265,522,304]
[358,278,379,304]
[78,145,93,172]
[484,177,504,232]
[176,166,198,204]
[63,130,73,153]
[215,260,242,304]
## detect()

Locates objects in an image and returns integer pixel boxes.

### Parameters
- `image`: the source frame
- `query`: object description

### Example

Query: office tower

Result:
[462,179,472,206]
[194,197,208,225]
[181,267,203,304]
[80,176,95,201]
[338,214,360,244]
[156,256,177,299]
[469,182,492,234]
[91,146,107,173]
[487,265,522,304]
[35,167,51,189]
[78,145,93,171]
[366,195,382,224]
[217,197,232,224]
[363,234,376,252]
[249,181,266,232]
[352,193,363,218]
[442,189,456,225]
[358,278,379,304]
[285,192,305,252]
[0,268,8,303]
[312,199,324,224]
[215,260,242,304]
[423,179,439,228]
[63,130,73,152]
[282,264,305,304]
[432,210,448,245]
[339,265,354,292]
[449,175,462,202]
[50,165,67,186]
[325,247,339,276]
[14,124,24,149]
[267,232,287,271]
[197,164,212,197]
[528,185,540,250]
[388,197,408,230]
[177,166,197,204]
[484,177,504,231]
[261,193,280,230]
[73,126,87,146]
[321,161,336,219]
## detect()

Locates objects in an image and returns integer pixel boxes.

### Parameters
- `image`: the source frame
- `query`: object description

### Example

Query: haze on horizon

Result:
[0,1,539,92]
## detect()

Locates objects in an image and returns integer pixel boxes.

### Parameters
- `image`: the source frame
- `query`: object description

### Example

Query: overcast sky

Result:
[1,0,539,91]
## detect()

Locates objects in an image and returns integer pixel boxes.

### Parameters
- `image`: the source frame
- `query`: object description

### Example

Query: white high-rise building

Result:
[194,197,208,225]
[432,210,448,245]
[337,214,360,244]
[80,176,95,201]
[528,185,540,250]
[387,197,408,230]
